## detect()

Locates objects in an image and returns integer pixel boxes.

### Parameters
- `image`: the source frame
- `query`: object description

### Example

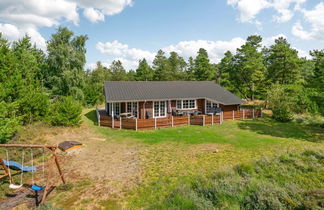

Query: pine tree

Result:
[135,59,154,81]
[266,37,302,85]
[153,50,169,81]
[194,48,214,81]
[231,35,266,100]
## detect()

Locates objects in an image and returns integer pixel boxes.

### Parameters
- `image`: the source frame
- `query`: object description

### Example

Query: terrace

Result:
[96,108,262,130]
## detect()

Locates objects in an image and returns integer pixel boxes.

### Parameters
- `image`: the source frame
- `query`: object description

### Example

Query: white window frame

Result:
[175,99,197,110]
[108,102,121,116]
[127,102,139,117]
[153,101,167,118]
[205,100,219,114]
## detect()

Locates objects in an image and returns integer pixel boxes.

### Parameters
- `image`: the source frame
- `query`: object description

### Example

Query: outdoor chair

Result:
[146,110,152,119]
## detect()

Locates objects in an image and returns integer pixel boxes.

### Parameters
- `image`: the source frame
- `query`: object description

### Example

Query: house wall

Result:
[107,100,240,119]
[219,104,240,111]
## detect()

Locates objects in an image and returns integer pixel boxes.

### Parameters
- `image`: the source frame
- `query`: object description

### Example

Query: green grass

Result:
[138,150,324,210]
[93,117,323,148]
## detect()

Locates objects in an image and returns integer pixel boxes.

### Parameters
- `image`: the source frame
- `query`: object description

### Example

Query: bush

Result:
[49,96,82,126]
[0,102,21,143]
[18,89,49,124]
[147,150,324,210]
[267,85,293,122]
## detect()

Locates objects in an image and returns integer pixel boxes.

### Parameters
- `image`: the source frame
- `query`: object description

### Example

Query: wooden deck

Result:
[96,109,262,130]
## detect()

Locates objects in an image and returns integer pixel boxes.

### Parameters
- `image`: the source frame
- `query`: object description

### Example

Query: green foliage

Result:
[0,102,21,143]
[194,48,214,80]
[153,49,170,80]
[45,27,87,99]
[267,85,294,122]
[145,150,324,209]
[49,96,82,126]
[110,60,129,81]
[136,59,154,81]
[265,37,302,85]
[308,50,324,115]
[267,84,318,122]
[231,35,267,99]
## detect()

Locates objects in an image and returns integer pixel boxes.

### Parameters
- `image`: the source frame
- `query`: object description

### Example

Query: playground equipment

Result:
[0,141,82,204]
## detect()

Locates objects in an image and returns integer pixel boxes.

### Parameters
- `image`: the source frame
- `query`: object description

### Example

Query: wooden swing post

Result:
[0,157,13,183]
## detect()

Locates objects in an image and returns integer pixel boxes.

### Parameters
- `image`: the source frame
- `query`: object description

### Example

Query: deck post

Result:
[232,110,234,120]
[171,116,174,127]
[96,107,100,126]
[188,115,190,125]
[261,108,263,117]
[253,109,255,119]
[212,114,214,125]
[203,115,205,126]
[119,117,122,130]
[221,111,223,124]
[135,118,138,131]
[112,103,114,129]
[154,118,157,130]
[243,109,245,120]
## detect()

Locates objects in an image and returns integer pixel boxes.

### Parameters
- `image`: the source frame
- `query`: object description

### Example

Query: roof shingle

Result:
[104,81,244,105]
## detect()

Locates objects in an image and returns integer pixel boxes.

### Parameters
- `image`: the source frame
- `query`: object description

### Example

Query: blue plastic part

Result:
[2,160,36,172]
[31,185,45,191]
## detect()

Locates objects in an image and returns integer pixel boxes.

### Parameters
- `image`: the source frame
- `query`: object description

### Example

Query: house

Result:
[103,81,244,119]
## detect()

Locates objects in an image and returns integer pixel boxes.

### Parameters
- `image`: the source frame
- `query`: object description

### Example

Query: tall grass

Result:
[137,150,324,209]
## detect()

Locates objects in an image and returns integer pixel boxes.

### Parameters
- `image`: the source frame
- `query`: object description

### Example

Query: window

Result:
[176,100,182,109]
[176,100,196,109]
[127,102,138,117]
[206,100,218,113]
[154,101,166,118]
[108,103,120,116]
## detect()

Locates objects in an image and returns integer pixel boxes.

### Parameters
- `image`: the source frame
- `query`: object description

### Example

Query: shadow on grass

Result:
[85,110,98,126]
[237,117,324,142]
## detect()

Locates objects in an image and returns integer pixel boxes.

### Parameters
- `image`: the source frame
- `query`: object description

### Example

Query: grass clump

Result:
[139,150,324,210]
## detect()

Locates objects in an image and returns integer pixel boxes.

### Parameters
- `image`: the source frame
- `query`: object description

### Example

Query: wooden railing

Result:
[97,109,262,130]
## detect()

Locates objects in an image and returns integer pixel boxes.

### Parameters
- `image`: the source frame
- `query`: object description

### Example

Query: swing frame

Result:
[0,144,66,204]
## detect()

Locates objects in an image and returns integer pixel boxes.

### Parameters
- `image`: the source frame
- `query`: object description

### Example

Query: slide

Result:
[2,160,36,172]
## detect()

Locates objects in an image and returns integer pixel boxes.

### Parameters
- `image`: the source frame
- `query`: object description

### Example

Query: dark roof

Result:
[104,81,244,105]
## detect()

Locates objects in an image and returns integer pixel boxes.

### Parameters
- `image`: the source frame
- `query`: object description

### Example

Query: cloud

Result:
[227,0,306,24]
[0,23,47,50]
[96,40,156,69]
[292,2,324,41]
[0,0,132,50]
[75,0,133,18]
[96,38,246,70]
[162,38,246,63]
[83,8,105,23]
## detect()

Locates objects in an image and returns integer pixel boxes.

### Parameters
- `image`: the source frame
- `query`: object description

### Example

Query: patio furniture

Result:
[120,112,133,118]
[193,111,202,116]
[172,109,183,116]
[146,110,152,119]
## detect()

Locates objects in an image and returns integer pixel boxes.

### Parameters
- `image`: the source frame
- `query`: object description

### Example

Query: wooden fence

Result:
[98,109,262,130]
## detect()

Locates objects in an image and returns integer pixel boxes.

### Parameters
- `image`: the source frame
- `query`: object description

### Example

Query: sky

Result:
[0,0,323,70]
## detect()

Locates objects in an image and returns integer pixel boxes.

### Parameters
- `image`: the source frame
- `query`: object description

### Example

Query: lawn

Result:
[1,109,323,209]
[83,109,324,208]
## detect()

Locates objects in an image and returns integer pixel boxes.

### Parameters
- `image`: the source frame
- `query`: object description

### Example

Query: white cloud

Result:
[292,2,324,41]
[228,0,306,24]
[162,38,246,63]
[96,38,246,70]
[262,33,287,46]
[75,0,133,17]
[0,23,46,50]
[96,40,156,69]
[83,8,105,23]
[0,0,132,50]
[228,0,271,23]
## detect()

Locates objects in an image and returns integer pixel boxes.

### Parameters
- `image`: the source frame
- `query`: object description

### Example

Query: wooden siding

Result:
[98,108,261,130]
